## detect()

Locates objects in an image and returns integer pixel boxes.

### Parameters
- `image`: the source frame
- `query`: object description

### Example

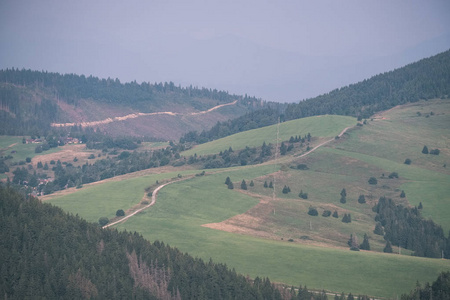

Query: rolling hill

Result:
[0,69,269,139]
[43,99,450,298]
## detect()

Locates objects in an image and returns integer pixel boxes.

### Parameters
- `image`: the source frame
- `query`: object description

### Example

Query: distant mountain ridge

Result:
[0,69,266,139]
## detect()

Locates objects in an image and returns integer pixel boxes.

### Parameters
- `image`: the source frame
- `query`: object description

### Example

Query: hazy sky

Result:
[1,1,450,102]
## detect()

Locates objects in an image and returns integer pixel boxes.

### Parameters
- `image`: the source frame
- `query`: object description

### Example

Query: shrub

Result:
[98,217,109,226]
[308,207,318,216]
[25,157,31,163]
[88,154,95,159]
[388,172,399,179]
[358,195,366,204]
[322,210,331,217]
[298,190,308,199]
[297,164,308,170]
[116,209,125,217]
[430,149,440,155]
[368,177,378,185]
[404,158,411,165]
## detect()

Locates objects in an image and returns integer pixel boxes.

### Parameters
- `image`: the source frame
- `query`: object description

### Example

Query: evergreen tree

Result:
[264,181,268,188]
[332,210,339,218]
[340,188,347,203]
[249,180,254,187]
[241,180,247,190]
[358,194,366,204]
[269,181,273,189]
[384,241,393,253]
[422,145,429,154]
[400,190,406,198]
[360,234,370,250]
[227,181,234,189]
[374,222,384,235]
[308,206,319,216]
[225,176,231,185]
[282,185,290,194]
[280,142,287,155]
[418,202,423,209]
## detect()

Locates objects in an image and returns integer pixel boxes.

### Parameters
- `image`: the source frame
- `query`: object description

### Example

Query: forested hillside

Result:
[0,69,265,139]
[0,184,337,300]
[181,49,450,144]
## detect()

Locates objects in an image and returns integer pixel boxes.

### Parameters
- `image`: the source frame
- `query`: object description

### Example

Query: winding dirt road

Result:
[103,125,354,229]
[102,177,191,228]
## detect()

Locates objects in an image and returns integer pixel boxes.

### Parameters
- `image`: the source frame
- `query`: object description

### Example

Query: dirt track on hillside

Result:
[51,100,238,128]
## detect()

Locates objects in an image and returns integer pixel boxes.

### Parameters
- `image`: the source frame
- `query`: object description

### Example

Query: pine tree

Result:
[384,241,393,253]
[263,181,268,188]
[332,210,339,218]
[340,188,347,203]
[374,222,384,235]
[280,142,287,155]
[241,180,247,190]
[422,145,429,154]
[227,182,234,189]
[282,185,290,194]
[400,190,406,198]
[360,233,370,250]
[225,176,231,185]
[418,202,423,209]
[358,194,366,204]
[249,180,254,187]
[269,181,273,189]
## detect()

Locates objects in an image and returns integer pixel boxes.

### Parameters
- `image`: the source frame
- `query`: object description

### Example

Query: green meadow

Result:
[46,100,450,298]
[182,115,356,156]
[48,164,450,298]
[0,135,61,163]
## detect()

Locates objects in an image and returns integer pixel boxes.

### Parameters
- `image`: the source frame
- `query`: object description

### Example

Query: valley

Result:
[36,99,450,298]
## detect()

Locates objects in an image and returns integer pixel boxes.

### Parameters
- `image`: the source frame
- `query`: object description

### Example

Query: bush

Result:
[297,164,309,170]
[25,157,31,163]
[322,210,331,217]
[404,158,411,165]
[358,194,366,204]
[430,149,440,155]
[388,172,399,179]
[298,190,308,199]
[98,217,109,226]
[308,207,318,216]
[116,209,125,217]
[368,177,378,185]
[88,154,95,159]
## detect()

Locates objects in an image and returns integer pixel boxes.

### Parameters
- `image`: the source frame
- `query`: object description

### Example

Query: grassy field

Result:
[45,100,450,298]
[47,163,450,298]
[182,115,356,156]
[0,136,61,163]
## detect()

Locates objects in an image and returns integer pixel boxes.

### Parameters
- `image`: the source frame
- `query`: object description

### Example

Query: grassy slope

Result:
[51,165,449,298]
[0,136,61,163]
[182,115,356,156]
[46,101,450,297]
